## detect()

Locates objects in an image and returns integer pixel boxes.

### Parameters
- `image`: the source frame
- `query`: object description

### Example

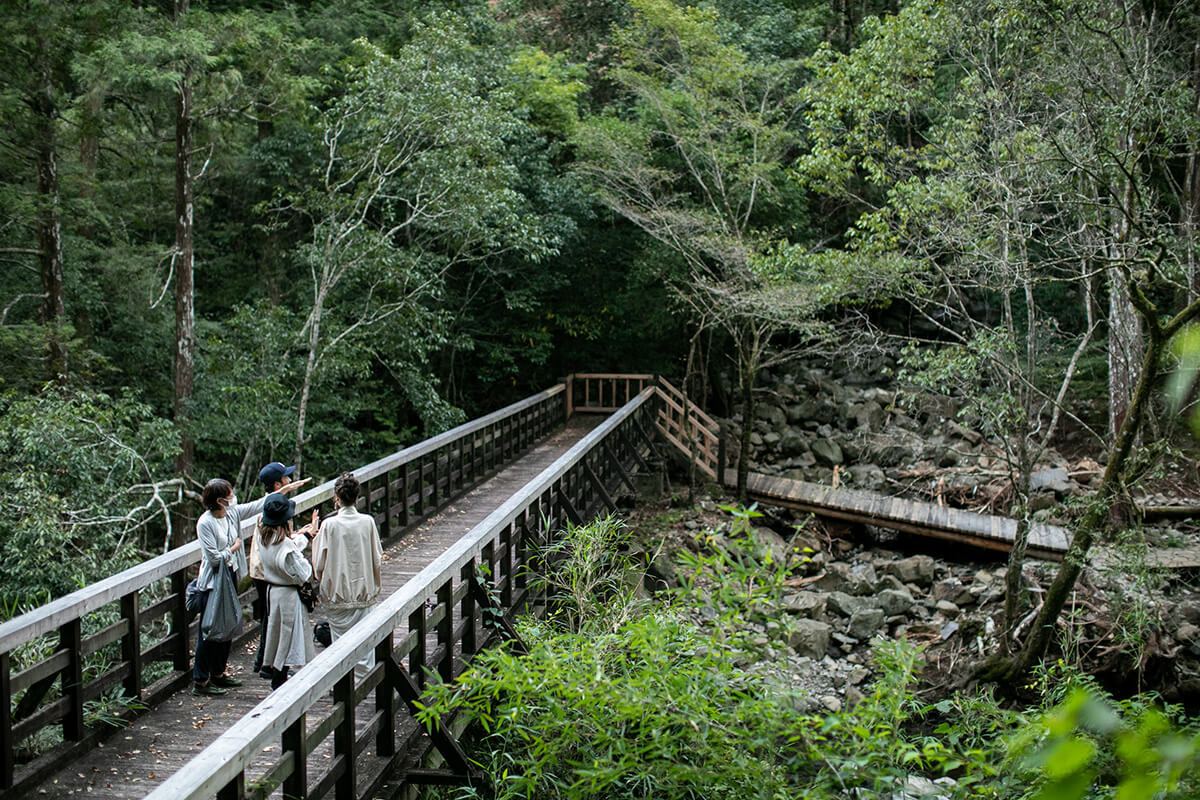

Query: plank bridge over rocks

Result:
[0,373,1072,800]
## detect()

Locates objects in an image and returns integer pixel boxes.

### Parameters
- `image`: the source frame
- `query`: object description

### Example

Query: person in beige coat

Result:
[313,473,383,682]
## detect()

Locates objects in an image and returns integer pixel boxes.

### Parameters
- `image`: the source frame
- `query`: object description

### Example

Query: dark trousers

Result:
[252,578,270,673]
[192,568,234,683]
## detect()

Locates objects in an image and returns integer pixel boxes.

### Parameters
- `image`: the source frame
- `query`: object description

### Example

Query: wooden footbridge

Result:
[0,374,1072,800]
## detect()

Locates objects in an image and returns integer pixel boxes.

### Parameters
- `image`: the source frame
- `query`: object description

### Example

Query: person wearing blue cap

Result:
[250,463,311,679]
[258,493,317,689]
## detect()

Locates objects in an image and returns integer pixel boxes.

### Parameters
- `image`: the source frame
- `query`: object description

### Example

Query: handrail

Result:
[0,385,564,655]
[145,387,658,800]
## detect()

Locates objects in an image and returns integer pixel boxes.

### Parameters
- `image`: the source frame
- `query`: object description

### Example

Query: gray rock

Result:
[887,555,936,586]
[762,405,786,428]
[748,526,790,565]
[762,431,781,446]
[1028,492,1057,512]
[935,600,961,618]
[946,421,983,445]
[780,428,808,456]
[847,463,887,490]
[847,608,885,639]
[820,695,842,713]
[782,591,828,618]
[877,588,916,616]
[813,562,852,592]
[788,619,833,658]
[749,432,764,446]
[848,562,879,593]
[812,438,844,466]
[932,579,962,603]
[1031,467,1076,496]
[940,620,959,640]
[827,591,875,617]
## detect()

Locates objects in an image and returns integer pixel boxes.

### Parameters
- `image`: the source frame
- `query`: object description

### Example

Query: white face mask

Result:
[221,494,237,510]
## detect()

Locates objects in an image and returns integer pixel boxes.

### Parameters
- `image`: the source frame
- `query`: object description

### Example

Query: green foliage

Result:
[1017,689,1200,800]
[530,515,640,633]
[0,388,177,604]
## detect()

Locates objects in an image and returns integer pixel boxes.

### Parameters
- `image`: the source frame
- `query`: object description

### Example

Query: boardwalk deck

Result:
[737,470,1072,559]
[34,417,603,799]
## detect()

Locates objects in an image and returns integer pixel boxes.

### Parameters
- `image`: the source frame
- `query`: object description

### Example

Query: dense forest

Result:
[5,0,1200,723]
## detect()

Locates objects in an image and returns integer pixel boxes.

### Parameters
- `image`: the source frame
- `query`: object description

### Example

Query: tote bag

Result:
[201,563,242,642]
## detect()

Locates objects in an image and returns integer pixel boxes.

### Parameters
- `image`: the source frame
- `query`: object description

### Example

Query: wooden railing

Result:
[567,373,723,481]
[142,388,659,800]
[0,385,566,798]
[565,373,655,414]
[654,377,722,480]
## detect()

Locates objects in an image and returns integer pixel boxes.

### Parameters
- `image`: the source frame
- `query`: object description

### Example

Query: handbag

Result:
[297,580,319,613]
[313,620,332,647]
[201,565,242,642]
[184,578,206,616]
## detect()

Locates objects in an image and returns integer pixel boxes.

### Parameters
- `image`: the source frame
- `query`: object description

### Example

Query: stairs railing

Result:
[565,373,724,481]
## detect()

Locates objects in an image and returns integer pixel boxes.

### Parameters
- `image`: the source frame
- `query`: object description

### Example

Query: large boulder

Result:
[886,555,937,587]
[847,608,885,639]
[782,591,828,618]
[812,438,844,466]
[788,619,833,658]
[826,591,876,618]
[877,588,916,616]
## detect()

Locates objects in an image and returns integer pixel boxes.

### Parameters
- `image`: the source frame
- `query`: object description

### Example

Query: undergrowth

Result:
[417,512,1200,799]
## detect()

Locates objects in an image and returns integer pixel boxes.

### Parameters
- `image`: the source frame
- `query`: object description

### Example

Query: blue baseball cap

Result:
[258,462,296,489]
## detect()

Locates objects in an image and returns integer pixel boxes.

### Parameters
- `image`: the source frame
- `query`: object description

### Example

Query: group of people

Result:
[190,463,384,697]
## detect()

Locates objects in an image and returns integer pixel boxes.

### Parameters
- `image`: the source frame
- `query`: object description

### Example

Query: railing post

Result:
[375,632,396,756]
[460,559,477,658]
[565,374,574,421]
[334,673,356,800]
[170,569,191,673]
[718,420,728,486]
[400,462,410,528]
[121,589,143,700]
[431,449,440,510]
[61,618,83,741]
[0,652,13,789]
[409,607,427,692]
[216,771,244,800]
[282,712,308,800]
[499,523,513,608]
[416,456,426,518]
[437,580,453,684]
[383,468,394,540]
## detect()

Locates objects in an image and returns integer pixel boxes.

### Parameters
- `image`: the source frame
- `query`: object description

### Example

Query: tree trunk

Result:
[735,328,758,503]
[294,288,324,474]
[33,35,67,381]
[170,0,196,549]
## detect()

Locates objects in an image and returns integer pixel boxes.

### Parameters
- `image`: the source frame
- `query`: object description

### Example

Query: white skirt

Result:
[263,585,315,670]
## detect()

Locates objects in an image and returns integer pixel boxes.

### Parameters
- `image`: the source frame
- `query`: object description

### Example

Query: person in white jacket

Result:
[258,493,317,690]
[313,473,383,682]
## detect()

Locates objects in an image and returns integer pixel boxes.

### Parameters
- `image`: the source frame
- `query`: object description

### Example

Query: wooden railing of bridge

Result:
[143,387,659,800]
[566,373,723,480]
[0,385,567,799]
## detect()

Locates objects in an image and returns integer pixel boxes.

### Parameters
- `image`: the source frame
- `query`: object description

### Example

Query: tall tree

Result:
[284,24,562,469]
[172,0,197,547]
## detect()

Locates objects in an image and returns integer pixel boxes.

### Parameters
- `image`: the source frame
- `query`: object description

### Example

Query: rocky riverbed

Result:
[629,362,1200,709]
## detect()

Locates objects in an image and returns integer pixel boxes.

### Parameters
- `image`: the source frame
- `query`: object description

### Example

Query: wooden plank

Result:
[736,471,1070,556]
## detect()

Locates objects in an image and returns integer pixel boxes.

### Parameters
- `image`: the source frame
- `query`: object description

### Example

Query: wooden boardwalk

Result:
[738,471,1073,559]
[35,417,602,799]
